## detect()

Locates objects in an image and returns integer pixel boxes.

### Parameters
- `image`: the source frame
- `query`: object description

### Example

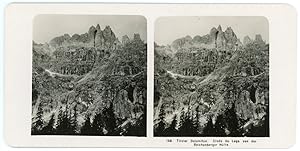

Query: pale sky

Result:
[155,16,269,45]
[33,15,147,44]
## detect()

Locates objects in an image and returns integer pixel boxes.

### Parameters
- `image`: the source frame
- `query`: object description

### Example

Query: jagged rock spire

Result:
[217,25,222,31]
[95,24,104,48]
[216,25,226,48]
[96,24,101,31]
[224,27,238,47]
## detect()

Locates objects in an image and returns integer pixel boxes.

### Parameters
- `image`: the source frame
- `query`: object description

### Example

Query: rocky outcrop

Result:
[171,35,193,50]
[88,26,97,45]
[216,25,227,48]
[224,27,238,48]
[122,35,130,45]
[254,34,266,46]
[95,24,104,48]
[133,33,142,42]
[243,35,253,45]
[102,26,117,49]
[49,34,72,48]
[209,27,218,44]
[255,34,264,43]
[243,34,266,47]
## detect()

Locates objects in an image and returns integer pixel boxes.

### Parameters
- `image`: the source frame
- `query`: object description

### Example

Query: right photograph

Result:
[154,16,269,137]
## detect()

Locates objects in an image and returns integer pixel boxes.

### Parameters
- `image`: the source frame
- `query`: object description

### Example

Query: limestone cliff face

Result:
[51,47,98,75]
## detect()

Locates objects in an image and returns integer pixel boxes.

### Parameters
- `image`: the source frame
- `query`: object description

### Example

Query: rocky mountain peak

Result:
[96,24,101,31]
[217,25,222,31]
[88,25,96,34]
[254,34,266,46]
[171,26,242,50]
[88,25,97,42]
[255,34,264,43]
[103,26,112,33]
[133,33,142,42]
[63,34,71,39]
[210,27,218,34]
[243,35,253,45]
[95,25,104,48]
[103,26,115,39]
[184,35,193,41]
[224,27,238,48]
[225,27,233,34]
[209,27,218,45]
[49,24,119,49]
[71,33,80,39]
[216,26,226,48]
[192,35,202,42]
[122,35,130,44]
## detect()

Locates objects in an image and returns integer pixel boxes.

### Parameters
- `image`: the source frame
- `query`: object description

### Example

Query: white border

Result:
[4,3,297,148]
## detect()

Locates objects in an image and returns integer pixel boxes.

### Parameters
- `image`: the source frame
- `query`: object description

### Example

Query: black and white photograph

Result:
[154,16,269,137]
[4,3,297,148]
[31,15,147,136]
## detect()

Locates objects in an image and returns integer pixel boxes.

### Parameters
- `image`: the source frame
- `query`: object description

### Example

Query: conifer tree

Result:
[224,104,240,136]
[202,116,215,136]
[92,111,104,135]
[124,106,146,136]
[56,105,73,135]
[42,113,56,134]
[80,114,93,135]
[32,101,44,134]
[194,106,201,133]
[178,111,198,136]
[214,114,226,136]
[154,104,166,136]
[71,104,78,134]
[163,115,178,136]
[102,103,117,135]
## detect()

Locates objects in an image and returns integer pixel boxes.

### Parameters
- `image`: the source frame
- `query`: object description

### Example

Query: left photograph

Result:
[32,15,147,136]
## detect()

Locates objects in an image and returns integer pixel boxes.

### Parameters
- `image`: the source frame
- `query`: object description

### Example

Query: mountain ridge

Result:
[166,25,265,55]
